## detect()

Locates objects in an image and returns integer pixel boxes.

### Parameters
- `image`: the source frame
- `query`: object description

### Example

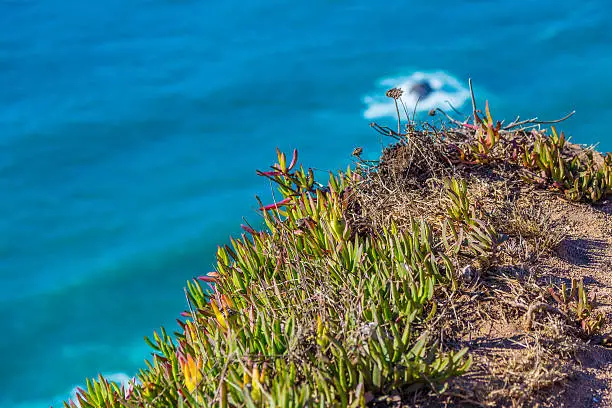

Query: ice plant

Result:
[259,197,292,211]
[547,279,605,337]
[446,100,611,204]
[180,354,202,394]
[240,223,257,235]
[210,300,228,331]
[196,271,219,283]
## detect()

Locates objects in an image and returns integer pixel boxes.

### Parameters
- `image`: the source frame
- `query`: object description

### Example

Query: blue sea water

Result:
[1,0,611,406]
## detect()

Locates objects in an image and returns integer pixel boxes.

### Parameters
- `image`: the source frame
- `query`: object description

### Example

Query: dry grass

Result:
[344,102,611,406]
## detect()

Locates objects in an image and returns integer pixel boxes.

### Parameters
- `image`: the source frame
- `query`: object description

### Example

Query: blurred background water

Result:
[1,0,611,405]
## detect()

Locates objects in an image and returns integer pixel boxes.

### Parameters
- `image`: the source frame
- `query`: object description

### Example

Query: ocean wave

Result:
[363,71,470,120]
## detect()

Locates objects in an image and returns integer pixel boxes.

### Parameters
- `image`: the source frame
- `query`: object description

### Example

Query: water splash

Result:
[363,71,470,119]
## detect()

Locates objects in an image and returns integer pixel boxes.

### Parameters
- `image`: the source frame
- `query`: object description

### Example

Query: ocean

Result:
[1,0,611,406]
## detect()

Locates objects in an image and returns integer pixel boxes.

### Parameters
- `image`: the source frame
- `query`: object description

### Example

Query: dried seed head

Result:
[385,87,403,100]
[352,147,363,157]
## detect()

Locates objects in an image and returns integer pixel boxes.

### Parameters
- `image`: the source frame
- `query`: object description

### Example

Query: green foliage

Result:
[64,375,127,408]
[442,177,502,264]
[454,101,502,164]
[517,127,612,202]
[453,100,612,204]
[66,149,473,408]
[548,278,605,337]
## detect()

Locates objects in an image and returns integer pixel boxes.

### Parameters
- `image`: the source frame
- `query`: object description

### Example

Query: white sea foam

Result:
[363,71,470,119]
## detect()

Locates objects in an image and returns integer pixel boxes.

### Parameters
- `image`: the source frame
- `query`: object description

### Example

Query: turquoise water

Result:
[1,0,611,406]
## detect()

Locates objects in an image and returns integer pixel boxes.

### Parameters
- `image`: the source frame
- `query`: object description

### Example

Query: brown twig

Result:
[434,108,475,129]
[523,301,567,331]
[503,111,576,131]
[395,98,401,135]
[370,122,402,140]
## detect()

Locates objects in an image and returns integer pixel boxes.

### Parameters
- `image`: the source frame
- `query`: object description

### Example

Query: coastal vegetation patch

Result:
[65,82,612,407]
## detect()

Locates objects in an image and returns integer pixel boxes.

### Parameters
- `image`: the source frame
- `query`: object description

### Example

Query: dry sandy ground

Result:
[543,199,612,407]
[435,197,612,408]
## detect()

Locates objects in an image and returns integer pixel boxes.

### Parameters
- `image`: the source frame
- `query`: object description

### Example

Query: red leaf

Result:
[461,122,478,130]
[260,197,292,211]
[287,149,298,171]
[240,224,257,235]
[257,170,283,177]
[197,271,219,283]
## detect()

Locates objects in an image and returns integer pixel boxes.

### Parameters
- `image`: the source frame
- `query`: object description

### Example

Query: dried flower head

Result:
[386,87,403,100]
